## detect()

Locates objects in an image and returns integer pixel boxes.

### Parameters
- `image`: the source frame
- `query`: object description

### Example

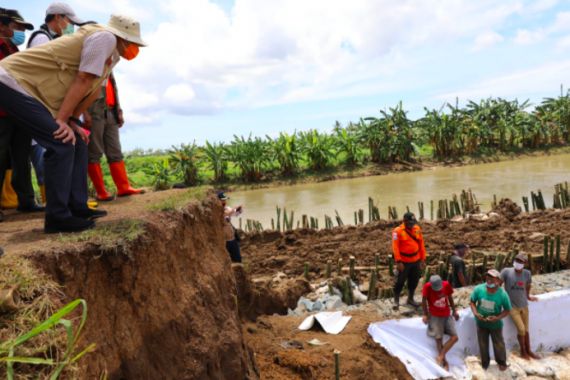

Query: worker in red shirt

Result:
[392,212,427,309]
[422,274,459,370]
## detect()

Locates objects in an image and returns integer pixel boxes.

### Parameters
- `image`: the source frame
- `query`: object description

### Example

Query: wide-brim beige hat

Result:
[106,14,147,47]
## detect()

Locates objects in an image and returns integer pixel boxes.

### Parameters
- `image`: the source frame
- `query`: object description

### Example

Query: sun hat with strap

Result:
[105,14,147,46]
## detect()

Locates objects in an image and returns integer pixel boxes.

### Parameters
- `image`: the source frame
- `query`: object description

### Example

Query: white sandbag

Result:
[299,311,352,335]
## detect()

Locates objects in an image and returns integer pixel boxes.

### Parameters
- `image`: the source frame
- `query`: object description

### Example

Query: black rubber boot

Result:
[71,208,108,220]
[392,294,400,310]
[44,215,95,234]
[407,293,420,307]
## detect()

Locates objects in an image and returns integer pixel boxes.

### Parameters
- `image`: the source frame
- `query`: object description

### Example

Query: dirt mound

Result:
[493,198,522,220]
[233,266,311,321]
[244,311,412,380]
[29,198,257,380]
[241,208,570,282]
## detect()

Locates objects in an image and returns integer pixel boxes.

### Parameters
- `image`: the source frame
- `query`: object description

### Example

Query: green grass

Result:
[55,219,146,250]
[147,186,209,212]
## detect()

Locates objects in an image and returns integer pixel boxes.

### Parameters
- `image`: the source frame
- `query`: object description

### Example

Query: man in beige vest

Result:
[0,14,146,233]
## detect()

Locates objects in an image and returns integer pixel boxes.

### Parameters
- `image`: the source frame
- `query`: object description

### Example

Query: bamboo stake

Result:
[349,256,356,280]
[566,240,570,269]
[556,235,561,272]
[368,269,378,301]
[304,262,310,280]
[549,237,555,273]
[543,236,549,274]
[334,350,341,380]
[528,252,534,274]
[326,260,332,278]
[337,258,343,275]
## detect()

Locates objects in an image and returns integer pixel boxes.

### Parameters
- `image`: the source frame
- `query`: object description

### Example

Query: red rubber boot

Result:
[88,163,114,201]
[109,161,144,197]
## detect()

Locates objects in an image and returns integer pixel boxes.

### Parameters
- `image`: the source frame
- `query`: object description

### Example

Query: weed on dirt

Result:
[0,254,77,379]
[55,219,146,251]
[147,186,208,211]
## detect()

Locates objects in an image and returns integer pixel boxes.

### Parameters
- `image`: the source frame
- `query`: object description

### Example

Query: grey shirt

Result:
[500,267,531,308]
[450,255,466,288]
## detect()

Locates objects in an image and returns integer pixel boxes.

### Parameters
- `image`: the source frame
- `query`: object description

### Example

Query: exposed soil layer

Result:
[241,207,570,282]
[22,196,257,379]
[243,311,412,380]
[233,265,311,321]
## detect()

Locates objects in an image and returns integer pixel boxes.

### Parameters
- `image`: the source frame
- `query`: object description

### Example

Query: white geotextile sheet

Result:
[367,289,570,380]
[299,311,352,335]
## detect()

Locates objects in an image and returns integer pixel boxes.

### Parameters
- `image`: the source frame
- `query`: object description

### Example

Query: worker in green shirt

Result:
[470,269,512,371]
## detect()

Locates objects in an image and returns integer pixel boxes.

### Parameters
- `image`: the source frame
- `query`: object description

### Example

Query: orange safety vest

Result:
[392,223,426,263]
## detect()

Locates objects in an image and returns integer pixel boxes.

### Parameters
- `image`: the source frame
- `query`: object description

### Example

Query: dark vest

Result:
[26,24,59,48]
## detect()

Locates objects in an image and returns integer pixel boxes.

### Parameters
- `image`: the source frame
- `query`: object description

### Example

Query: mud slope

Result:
[30,198,257,380]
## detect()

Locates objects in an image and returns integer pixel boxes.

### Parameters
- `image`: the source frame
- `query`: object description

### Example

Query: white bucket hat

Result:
[106,14,147,47]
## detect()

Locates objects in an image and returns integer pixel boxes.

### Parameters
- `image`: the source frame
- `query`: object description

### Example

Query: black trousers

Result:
[0,117,35,207]
[393,260,421,297]
[226,239,242,263]
[0,83,88,218]
[477,326,507,369]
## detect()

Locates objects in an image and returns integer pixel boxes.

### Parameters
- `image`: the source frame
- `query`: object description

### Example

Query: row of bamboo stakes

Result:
[302,236,570,304]
[239,183,570,233]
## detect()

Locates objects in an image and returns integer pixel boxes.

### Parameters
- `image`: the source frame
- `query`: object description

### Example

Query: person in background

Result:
[0,14,147,233]
[470,269,512,371]
[27,2,86,204]
[27,2,84,48]
[86,72,143,201]
[392,211,427,310]
[500,253,539,360]
[218,191,242,263]
[450,243,469,288]
[0,9,44,219]
[422,274,459,370]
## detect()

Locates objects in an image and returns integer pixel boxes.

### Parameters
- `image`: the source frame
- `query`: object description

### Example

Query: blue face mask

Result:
[11,30,25,46]
[486,282,497,289]
[63,24,74,35]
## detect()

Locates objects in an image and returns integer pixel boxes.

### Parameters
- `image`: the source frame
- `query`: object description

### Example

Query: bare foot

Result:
[443,358,449,371]
[520,352,530,360]
[435,355,445,368]
[499,364,508,371]
[528,351,540,359]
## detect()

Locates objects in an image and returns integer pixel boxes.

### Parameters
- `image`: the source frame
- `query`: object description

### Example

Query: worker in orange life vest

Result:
[392,212,427,310]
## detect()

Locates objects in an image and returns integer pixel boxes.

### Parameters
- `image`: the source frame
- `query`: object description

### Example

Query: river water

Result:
[230,154,570,228]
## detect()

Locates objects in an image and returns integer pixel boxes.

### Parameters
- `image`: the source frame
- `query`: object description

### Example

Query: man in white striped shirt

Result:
[0,15,146,233]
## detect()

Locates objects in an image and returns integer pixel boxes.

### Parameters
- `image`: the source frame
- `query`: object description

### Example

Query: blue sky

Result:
[5,0,570,151]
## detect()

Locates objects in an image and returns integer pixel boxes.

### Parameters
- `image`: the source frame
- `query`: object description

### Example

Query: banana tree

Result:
[201,141,228,182]
[333,122,362,165]
[267,132,301,176]
[169,142,199,186]
[299,129,335,170]
[227,134,270,181]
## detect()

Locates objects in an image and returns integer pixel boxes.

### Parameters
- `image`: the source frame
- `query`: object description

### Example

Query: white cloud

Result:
[473,31,504,51]
[164,84,197,104]
[75,0,559,127]
[435,60,570,101]
[557,36,570,50]
[514,29,545,45]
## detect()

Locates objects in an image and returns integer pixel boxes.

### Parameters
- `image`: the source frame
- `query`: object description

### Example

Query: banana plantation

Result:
[129,90,570,188]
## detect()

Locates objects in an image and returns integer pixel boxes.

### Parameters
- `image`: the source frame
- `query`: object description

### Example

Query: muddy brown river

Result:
[230,154,570,228]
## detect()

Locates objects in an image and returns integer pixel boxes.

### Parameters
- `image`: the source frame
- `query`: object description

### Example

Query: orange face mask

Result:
[121,42,139,60]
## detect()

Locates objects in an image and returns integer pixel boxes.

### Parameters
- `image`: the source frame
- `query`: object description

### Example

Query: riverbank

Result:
[222,145,570,192]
